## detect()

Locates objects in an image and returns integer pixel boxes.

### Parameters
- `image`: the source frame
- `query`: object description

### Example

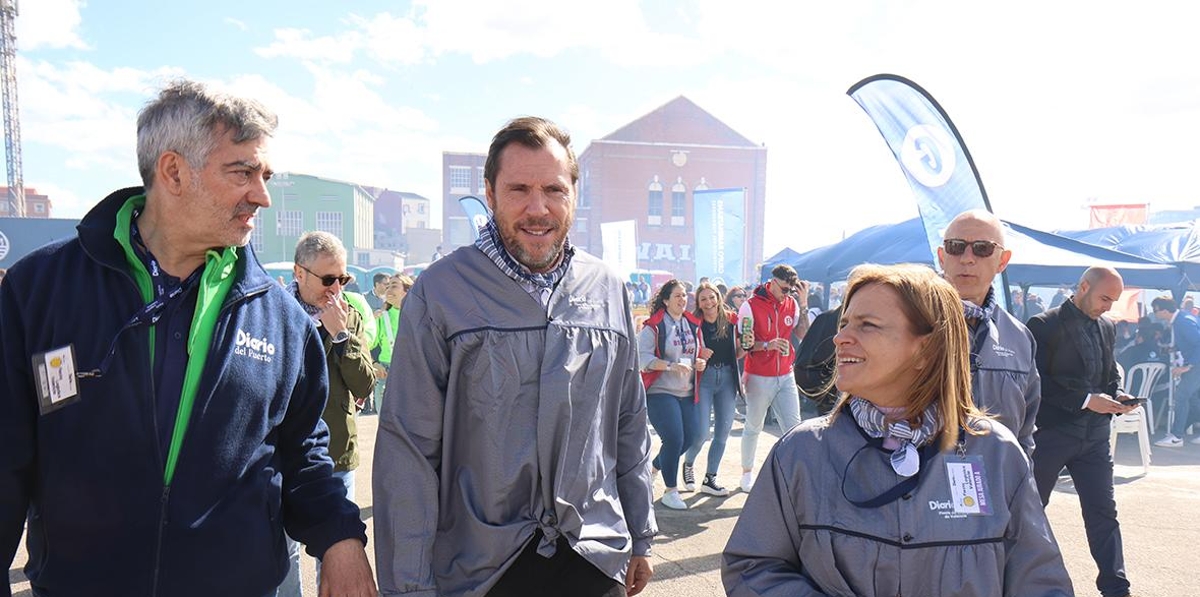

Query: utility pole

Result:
[1,0,23,217]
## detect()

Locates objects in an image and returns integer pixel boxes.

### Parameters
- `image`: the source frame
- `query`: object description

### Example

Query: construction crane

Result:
[0,0,22,217]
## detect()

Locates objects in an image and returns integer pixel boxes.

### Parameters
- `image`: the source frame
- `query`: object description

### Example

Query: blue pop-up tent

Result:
[1056,222,1200,298]
[774,217,1180,292]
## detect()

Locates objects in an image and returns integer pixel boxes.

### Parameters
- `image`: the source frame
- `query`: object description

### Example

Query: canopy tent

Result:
[773,217,1180,292]
[1056,222,1200,298]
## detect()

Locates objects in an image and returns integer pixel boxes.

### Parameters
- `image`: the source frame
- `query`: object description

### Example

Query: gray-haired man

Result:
[0,79,374,597]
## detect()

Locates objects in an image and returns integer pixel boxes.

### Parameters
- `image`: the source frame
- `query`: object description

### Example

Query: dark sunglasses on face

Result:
[943,238,1002,258]
[299,264,353,287]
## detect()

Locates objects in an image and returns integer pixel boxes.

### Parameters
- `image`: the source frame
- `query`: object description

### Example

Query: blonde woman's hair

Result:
[830,263,986,450]
[692,281,732,339]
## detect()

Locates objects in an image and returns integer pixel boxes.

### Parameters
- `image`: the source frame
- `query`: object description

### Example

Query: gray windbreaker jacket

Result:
[373,246,657,596]
[723,413,1073,597]
[971,307,1041,458]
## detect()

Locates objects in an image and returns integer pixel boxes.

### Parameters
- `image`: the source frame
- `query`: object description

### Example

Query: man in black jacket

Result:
[1027,266,1137,597]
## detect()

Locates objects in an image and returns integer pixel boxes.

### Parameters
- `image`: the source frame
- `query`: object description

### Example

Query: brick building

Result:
[0,187,52,218]
[577,96,767,284]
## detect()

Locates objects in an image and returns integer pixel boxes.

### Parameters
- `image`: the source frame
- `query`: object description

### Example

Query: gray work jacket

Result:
[971,307,1041,458]
[723,413,1073,597]
[373,246,657,596]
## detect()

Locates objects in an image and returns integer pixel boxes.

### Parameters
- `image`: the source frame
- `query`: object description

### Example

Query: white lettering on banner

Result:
[637,242,695,263]
[234,328,276,363]
[713,198,725,274]
[638,243,651,260]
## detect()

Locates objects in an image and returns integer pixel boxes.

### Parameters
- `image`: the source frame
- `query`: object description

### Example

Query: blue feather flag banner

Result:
[848,73,1007,309]
[458,195,491,241]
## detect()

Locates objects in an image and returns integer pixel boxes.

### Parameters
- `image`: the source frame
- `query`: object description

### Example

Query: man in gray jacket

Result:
[938,210,1041,456]
[373,117,657,597]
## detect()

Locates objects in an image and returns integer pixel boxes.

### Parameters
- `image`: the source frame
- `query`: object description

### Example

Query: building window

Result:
[418,203,426,214]
[671,178,686,226]
[450,166,472,192]
[578,168,590,208]
[34,203,46,214]
[250,223,264,253]
[477,166,486,194]
[316,211,344,239]
[647,176,663,226]
[276,210,303,237]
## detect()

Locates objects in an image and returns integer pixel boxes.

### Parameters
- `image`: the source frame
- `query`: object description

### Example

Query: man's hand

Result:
[320,294,351,337]
[373,363,388,380]
[626,556,653,596]
[767,338,790,353]
[318,538,377,597]
[1085,392,1136,415]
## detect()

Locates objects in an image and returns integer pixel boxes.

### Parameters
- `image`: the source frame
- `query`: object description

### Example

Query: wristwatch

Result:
[332,330,351,344]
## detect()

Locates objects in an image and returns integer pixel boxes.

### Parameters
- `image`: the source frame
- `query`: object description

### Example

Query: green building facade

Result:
[256,172,394,268]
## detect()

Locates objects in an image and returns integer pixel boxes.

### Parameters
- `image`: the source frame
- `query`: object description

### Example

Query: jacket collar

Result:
[78,186,275,301]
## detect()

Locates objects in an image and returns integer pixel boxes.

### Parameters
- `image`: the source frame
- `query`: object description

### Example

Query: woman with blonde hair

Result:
[681,281,744,497]
[371,274,413,413]
[723,264,1072,596]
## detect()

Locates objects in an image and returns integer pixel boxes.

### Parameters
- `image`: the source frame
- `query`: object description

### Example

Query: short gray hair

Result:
[136,78,278,190]
[294,231,346,266]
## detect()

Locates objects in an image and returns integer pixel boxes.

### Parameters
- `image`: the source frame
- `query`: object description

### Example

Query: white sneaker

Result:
[660,490,688,510]
[1155,434,1183,448]
[1189,435,1200,445]
[739,471,754,492]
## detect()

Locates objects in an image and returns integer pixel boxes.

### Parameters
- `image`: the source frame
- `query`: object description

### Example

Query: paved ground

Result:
[9,410,1200,596]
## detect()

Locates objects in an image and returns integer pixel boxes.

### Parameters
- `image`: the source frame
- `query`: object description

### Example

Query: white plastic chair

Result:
[1110,362,1164,475]
[1124,362,1166,434]
[1110,404,1152,475]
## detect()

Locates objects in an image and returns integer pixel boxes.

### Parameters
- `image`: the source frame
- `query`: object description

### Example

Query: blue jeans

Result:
[647,392,699,489]
[1171,367,1200,437]
[275,469,356,596]
[684,364,738,476]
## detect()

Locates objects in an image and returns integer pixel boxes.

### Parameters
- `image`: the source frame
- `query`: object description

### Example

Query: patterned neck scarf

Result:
[849,396,942,477]
[961,287,997,322]
[288,280,322,320]
[475,218,574,305]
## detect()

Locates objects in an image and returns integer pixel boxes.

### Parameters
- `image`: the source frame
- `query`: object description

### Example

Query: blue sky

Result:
[14,0,1200,258]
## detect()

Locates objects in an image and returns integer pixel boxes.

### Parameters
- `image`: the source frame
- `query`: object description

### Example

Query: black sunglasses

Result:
[943,238,1002,258]
[299,264,353,287]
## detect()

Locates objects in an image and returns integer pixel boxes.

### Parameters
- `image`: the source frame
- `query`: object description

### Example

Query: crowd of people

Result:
[2,78,1184,597]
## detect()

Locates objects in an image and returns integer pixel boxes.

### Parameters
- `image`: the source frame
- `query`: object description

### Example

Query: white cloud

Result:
[255,28,361,64]
[225,17,248,32]
[14,0,87,50]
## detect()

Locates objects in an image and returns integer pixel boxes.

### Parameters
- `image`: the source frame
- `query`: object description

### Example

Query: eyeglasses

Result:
[774,280,798,294]
[943,238,1003,258]
[299,264,353,287]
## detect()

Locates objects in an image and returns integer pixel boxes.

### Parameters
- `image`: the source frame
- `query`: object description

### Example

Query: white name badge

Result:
[945,455,992,516]
[32,344,81,415]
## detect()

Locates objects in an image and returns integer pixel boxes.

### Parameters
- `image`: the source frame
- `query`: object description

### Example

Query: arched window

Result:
[648,176,663,226]
[671,177,686,226]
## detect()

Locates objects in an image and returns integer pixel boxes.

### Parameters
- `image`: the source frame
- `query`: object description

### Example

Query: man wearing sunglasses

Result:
[282,231,376,594]
[937,209,1040,458]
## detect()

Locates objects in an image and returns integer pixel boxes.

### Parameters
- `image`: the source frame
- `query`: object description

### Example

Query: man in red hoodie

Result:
[736,264,809,491]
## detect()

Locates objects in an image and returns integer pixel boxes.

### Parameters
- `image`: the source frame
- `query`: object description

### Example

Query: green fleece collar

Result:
[113,194,241,485]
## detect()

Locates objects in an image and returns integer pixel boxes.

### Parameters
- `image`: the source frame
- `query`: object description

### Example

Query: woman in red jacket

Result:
[638,279,707,510]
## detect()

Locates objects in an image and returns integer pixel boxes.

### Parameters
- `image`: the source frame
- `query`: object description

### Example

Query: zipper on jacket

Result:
[150,485,171,597]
